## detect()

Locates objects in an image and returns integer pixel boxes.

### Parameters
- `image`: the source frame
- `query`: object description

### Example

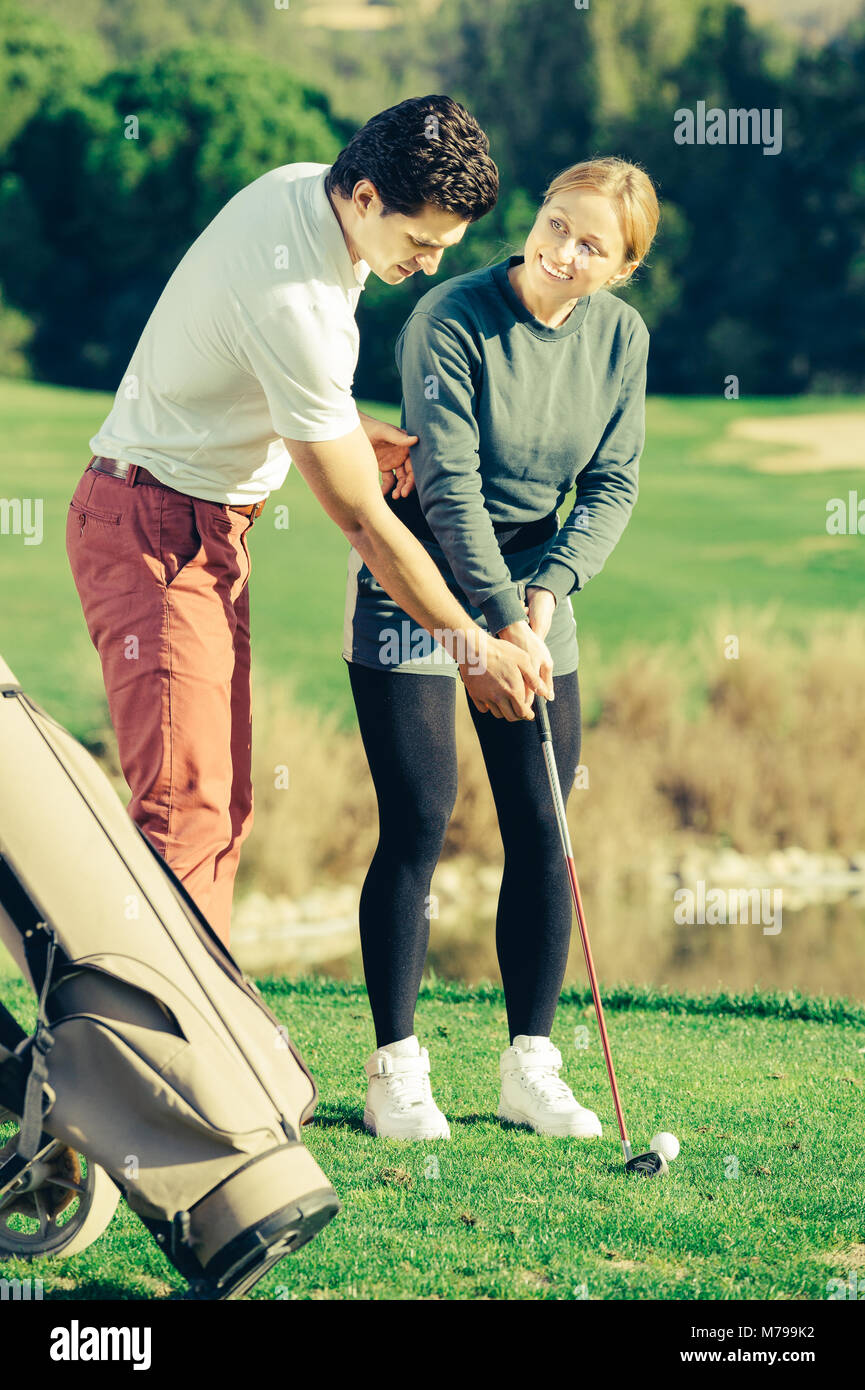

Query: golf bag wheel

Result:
[0,1124,120,1260]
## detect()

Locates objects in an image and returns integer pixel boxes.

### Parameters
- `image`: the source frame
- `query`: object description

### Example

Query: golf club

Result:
[534,693,668,1178]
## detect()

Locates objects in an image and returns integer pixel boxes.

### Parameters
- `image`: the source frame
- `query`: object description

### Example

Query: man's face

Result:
[347,181,470,284]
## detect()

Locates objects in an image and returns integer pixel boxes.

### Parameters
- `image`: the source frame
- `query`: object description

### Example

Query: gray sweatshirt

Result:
[392,254,649,634]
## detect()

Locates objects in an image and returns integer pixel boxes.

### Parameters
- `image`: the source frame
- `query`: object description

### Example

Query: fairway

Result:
[1,977,863,1300]
[0,379,862,738]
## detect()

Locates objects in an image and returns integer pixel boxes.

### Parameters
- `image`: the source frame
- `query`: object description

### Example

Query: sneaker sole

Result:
[363,1109,451,1141]
[497,1103,602,1139]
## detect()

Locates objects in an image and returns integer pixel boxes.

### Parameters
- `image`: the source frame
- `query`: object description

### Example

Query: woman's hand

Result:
[358,411,418,498]
[491,616,554,712]
[525,585,557,643]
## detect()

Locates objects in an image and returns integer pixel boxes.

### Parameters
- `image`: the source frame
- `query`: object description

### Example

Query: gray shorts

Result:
[342,535,579,677]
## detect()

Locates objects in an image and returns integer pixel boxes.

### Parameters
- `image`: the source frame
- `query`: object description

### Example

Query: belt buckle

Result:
[230,499,265,520]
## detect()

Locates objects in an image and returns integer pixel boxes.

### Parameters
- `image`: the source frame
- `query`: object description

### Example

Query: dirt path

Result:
[723,411,865,472]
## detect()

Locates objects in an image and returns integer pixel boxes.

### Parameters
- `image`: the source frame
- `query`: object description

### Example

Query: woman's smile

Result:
[538,250,575,283]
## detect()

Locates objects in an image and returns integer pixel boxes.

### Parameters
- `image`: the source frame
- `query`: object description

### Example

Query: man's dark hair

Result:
[326,95,498,222]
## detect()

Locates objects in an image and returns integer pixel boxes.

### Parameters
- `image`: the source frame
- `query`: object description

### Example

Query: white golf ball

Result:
[651,1131,680,1162]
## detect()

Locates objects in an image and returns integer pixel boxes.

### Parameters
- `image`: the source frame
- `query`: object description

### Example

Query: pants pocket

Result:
[159,493,203,587]
[66,473,129,582]
[68,471,125,528]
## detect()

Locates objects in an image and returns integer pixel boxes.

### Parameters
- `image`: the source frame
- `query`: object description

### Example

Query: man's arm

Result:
[284,425,554,720]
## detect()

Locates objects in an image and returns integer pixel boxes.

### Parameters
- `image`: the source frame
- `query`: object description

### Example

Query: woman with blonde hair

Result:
[343,157,660,1140]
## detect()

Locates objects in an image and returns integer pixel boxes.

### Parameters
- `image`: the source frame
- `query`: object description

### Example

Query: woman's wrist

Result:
[526,583,558,607]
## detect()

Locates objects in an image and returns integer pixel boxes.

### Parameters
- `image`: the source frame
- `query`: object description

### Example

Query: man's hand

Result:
[494,617,554,707]
[358,411,417,499]
[460,630,546,722]
[525,585,557,643]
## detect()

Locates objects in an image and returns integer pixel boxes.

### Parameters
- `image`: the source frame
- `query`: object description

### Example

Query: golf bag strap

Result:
[17,935,57,1159]
[0,1048,29,1116]
[0,995,29,1115]
[0,998,28,1052]
[0,999,29,1113]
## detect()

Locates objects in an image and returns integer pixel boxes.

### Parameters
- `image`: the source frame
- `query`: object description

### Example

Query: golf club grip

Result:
[534,693,552,742]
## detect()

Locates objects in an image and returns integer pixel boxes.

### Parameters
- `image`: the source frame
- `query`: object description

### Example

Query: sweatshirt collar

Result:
[312,168,371,293]
[492,255,589,339]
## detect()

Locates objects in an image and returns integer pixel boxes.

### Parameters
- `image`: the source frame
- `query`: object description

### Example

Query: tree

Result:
[417,0,865,393]
[0,0,104,156]
[2,43,347,386]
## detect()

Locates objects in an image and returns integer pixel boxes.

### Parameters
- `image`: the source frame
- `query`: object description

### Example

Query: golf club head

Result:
[625,1149,669,1178]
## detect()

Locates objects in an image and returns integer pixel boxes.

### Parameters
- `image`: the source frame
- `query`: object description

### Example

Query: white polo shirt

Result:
[90,163,370,504]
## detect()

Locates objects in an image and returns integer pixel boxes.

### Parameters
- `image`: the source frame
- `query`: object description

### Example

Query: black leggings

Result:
[347,662,582,1047]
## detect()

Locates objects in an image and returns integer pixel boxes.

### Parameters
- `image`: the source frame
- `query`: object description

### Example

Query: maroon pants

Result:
[66,464,258,945]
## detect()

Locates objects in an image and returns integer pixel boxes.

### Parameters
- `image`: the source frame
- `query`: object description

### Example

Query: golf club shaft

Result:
[534,694,632,1156]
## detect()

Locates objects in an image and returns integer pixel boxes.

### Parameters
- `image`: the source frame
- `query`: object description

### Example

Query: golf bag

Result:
[0,654,338,1297]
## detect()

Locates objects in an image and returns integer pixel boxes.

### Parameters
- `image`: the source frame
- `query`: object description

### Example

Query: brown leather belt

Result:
[89,456,266,519]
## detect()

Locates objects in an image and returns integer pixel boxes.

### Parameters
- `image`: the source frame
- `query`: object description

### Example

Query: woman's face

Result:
[522,188,635,299]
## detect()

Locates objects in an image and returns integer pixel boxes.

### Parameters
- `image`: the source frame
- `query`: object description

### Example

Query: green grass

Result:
[0,377,862,737]
[2,977,863,1300]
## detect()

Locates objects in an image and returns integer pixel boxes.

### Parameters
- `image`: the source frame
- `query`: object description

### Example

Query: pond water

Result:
[282,892,865,1003]
[3,887,861,1003]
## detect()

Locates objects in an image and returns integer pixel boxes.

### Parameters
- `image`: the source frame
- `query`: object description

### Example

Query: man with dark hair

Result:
[326,93,498,224]
[67,95,552,946]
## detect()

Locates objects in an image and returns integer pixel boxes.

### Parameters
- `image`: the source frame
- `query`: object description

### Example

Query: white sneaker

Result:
[363,1035,451,1141]
[498,1034,603,1138]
